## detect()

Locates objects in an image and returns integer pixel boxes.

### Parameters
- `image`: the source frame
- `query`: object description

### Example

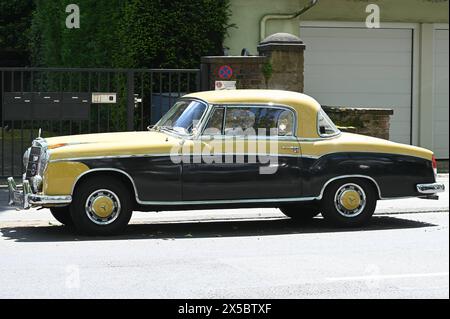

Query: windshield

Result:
[155,100,207,135]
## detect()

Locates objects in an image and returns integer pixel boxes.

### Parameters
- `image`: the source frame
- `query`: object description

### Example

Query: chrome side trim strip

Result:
[50,152,308,162]
[136,196,318,206]
[69,170,433,206]
[50,154,174,163]
[71,168,318,205]
[71,168,141,202]
[317,175,383,200]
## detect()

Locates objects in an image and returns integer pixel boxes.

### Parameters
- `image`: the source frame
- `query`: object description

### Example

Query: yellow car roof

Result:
[184,89,321,114]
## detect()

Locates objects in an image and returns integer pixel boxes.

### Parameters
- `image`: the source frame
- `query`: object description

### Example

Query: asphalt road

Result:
[0,175,448,299]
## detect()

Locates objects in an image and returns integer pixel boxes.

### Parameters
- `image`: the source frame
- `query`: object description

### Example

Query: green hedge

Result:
[29,0,233,68]
[0,0,34,64]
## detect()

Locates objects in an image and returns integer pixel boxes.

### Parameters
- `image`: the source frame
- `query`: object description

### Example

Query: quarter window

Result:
[317,108,340,137]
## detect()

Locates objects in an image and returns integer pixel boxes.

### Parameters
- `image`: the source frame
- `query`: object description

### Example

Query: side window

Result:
[224,108,256,136]
[224,106,295,137]
[277,110,294,136]
[203,107,224,135]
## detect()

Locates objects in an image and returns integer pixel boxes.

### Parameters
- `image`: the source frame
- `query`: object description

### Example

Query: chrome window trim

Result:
[152,98,211,140]
[201,103,298,139]
[317,108,341,138]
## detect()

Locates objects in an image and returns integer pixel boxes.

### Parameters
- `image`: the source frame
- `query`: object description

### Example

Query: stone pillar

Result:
[257,33,306,92]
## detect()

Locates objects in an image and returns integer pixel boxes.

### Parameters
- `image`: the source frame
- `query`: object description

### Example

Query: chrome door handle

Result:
[281,146,300,153]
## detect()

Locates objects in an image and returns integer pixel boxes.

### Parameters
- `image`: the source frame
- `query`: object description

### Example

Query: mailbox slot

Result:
[3,93,33,120]
[33,92,62,120]
[62,93,90,120]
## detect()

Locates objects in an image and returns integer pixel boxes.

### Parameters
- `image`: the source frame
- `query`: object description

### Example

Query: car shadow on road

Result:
[0,215,437,243]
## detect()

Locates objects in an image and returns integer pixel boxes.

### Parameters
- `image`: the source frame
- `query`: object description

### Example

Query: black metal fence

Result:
[0,67,201,178]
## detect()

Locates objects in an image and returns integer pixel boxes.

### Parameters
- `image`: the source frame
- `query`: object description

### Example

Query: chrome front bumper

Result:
[7,177,72,209]
[417,182,445,195]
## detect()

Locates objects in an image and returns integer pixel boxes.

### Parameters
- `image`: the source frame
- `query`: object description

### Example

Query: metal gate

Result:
[0,67,201,178]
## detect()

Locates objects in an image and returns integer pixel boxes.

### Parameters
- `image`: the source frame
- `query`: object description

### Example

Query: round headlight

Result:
[23,148,31,169]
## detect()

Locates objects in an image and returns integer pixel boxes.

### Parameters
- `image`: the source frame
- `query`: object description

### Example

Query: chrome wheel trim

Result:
[85,189,121,225]
[334,183,366,218]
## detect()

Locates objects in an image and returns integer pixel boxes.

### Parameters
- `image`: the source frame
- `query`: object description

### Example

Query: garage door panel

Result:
[305,65,411,80]
[306,51,412,67]
[306,76,411,94]
[307,92,411,108]
[434,102,449,118]
[435,121,449,133]
[302,26,413,144]
[434,79,449,92]
[304,38,411,53]
[433,29,449,159]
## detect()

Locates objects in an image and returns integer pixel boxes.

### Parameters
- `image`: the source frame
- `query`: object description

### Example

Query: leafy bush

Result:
[0,0,34,65]
[29,0,232,68]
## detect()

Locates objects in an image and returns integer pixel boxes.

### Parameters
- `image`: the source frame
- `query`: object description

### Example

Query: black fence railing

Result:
[0,67,201,178]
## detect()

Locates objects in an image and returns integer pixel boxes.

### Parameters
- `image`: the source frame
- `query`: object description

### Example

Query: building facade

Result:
[224,0,449,159]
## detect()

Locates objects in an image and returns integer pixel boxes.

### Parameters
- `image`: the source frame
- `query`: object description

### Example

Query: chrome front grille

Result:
[22,138,49,193]
[25,146,42,178]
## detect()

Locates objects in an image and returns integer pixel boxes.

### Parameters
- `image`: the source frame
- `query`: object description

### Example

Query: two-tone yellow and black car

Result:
[8,90,445,235]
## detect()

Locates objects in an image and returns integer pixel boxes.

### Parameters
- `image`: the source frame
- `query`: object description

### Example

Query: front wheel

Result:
[50,206,74,226]
[320,178,377,227]
[70,177,133,235]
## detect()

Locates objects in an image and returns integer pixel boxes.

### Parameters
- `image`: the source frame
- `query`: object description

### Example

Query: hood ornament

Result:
[38,128,42,139]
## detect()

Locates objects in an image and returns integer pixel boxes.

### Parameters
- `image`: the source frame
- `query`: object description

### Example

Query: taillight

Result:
[432,155,438,178]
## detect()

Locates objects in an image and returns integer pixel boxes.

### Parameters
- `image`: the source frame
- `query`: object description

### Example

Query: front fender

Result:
[43,161,90,196]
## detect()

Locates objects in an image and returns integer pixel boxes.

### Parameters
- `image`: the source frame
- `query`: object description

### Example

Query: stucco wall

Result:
[224,0,449,55]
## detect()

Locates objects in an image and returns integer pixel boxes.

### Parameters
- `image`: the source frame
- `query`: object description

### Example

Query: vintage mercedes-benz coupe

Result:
[8,90,445,235]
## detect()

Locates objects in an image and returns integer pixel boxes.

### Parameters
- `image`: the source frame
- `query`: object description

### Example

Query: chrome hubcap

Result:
[334,183,366,217]
[85,189,121,225]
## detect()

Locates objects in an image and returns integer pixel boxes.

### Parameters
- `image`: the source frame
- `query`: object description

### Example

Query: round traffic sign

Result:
[218,65,233,79]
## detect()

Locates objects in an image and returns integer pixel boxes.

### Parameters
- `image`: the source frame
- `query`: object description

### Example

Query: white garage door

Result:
[300,25,413,144]
[433,29,449,159]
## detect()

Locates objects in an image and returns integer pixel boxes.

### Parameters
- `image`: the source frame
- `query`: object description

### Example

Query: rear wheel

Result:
[320,178,377,227]
[280,202,320,222]
[50,206,73,226]
[70,176,133,235]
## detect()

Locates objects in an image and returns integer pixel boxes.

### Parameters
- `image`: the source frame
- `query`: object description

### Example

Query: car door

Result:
[182,104,303,201]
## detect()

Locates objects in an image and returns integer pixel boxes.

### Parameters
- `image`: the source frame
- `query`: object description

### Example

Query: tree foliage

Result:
[28,0,232,68]
[0,0,34,65]
[114,0,232,68]
[30,0,122,67]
